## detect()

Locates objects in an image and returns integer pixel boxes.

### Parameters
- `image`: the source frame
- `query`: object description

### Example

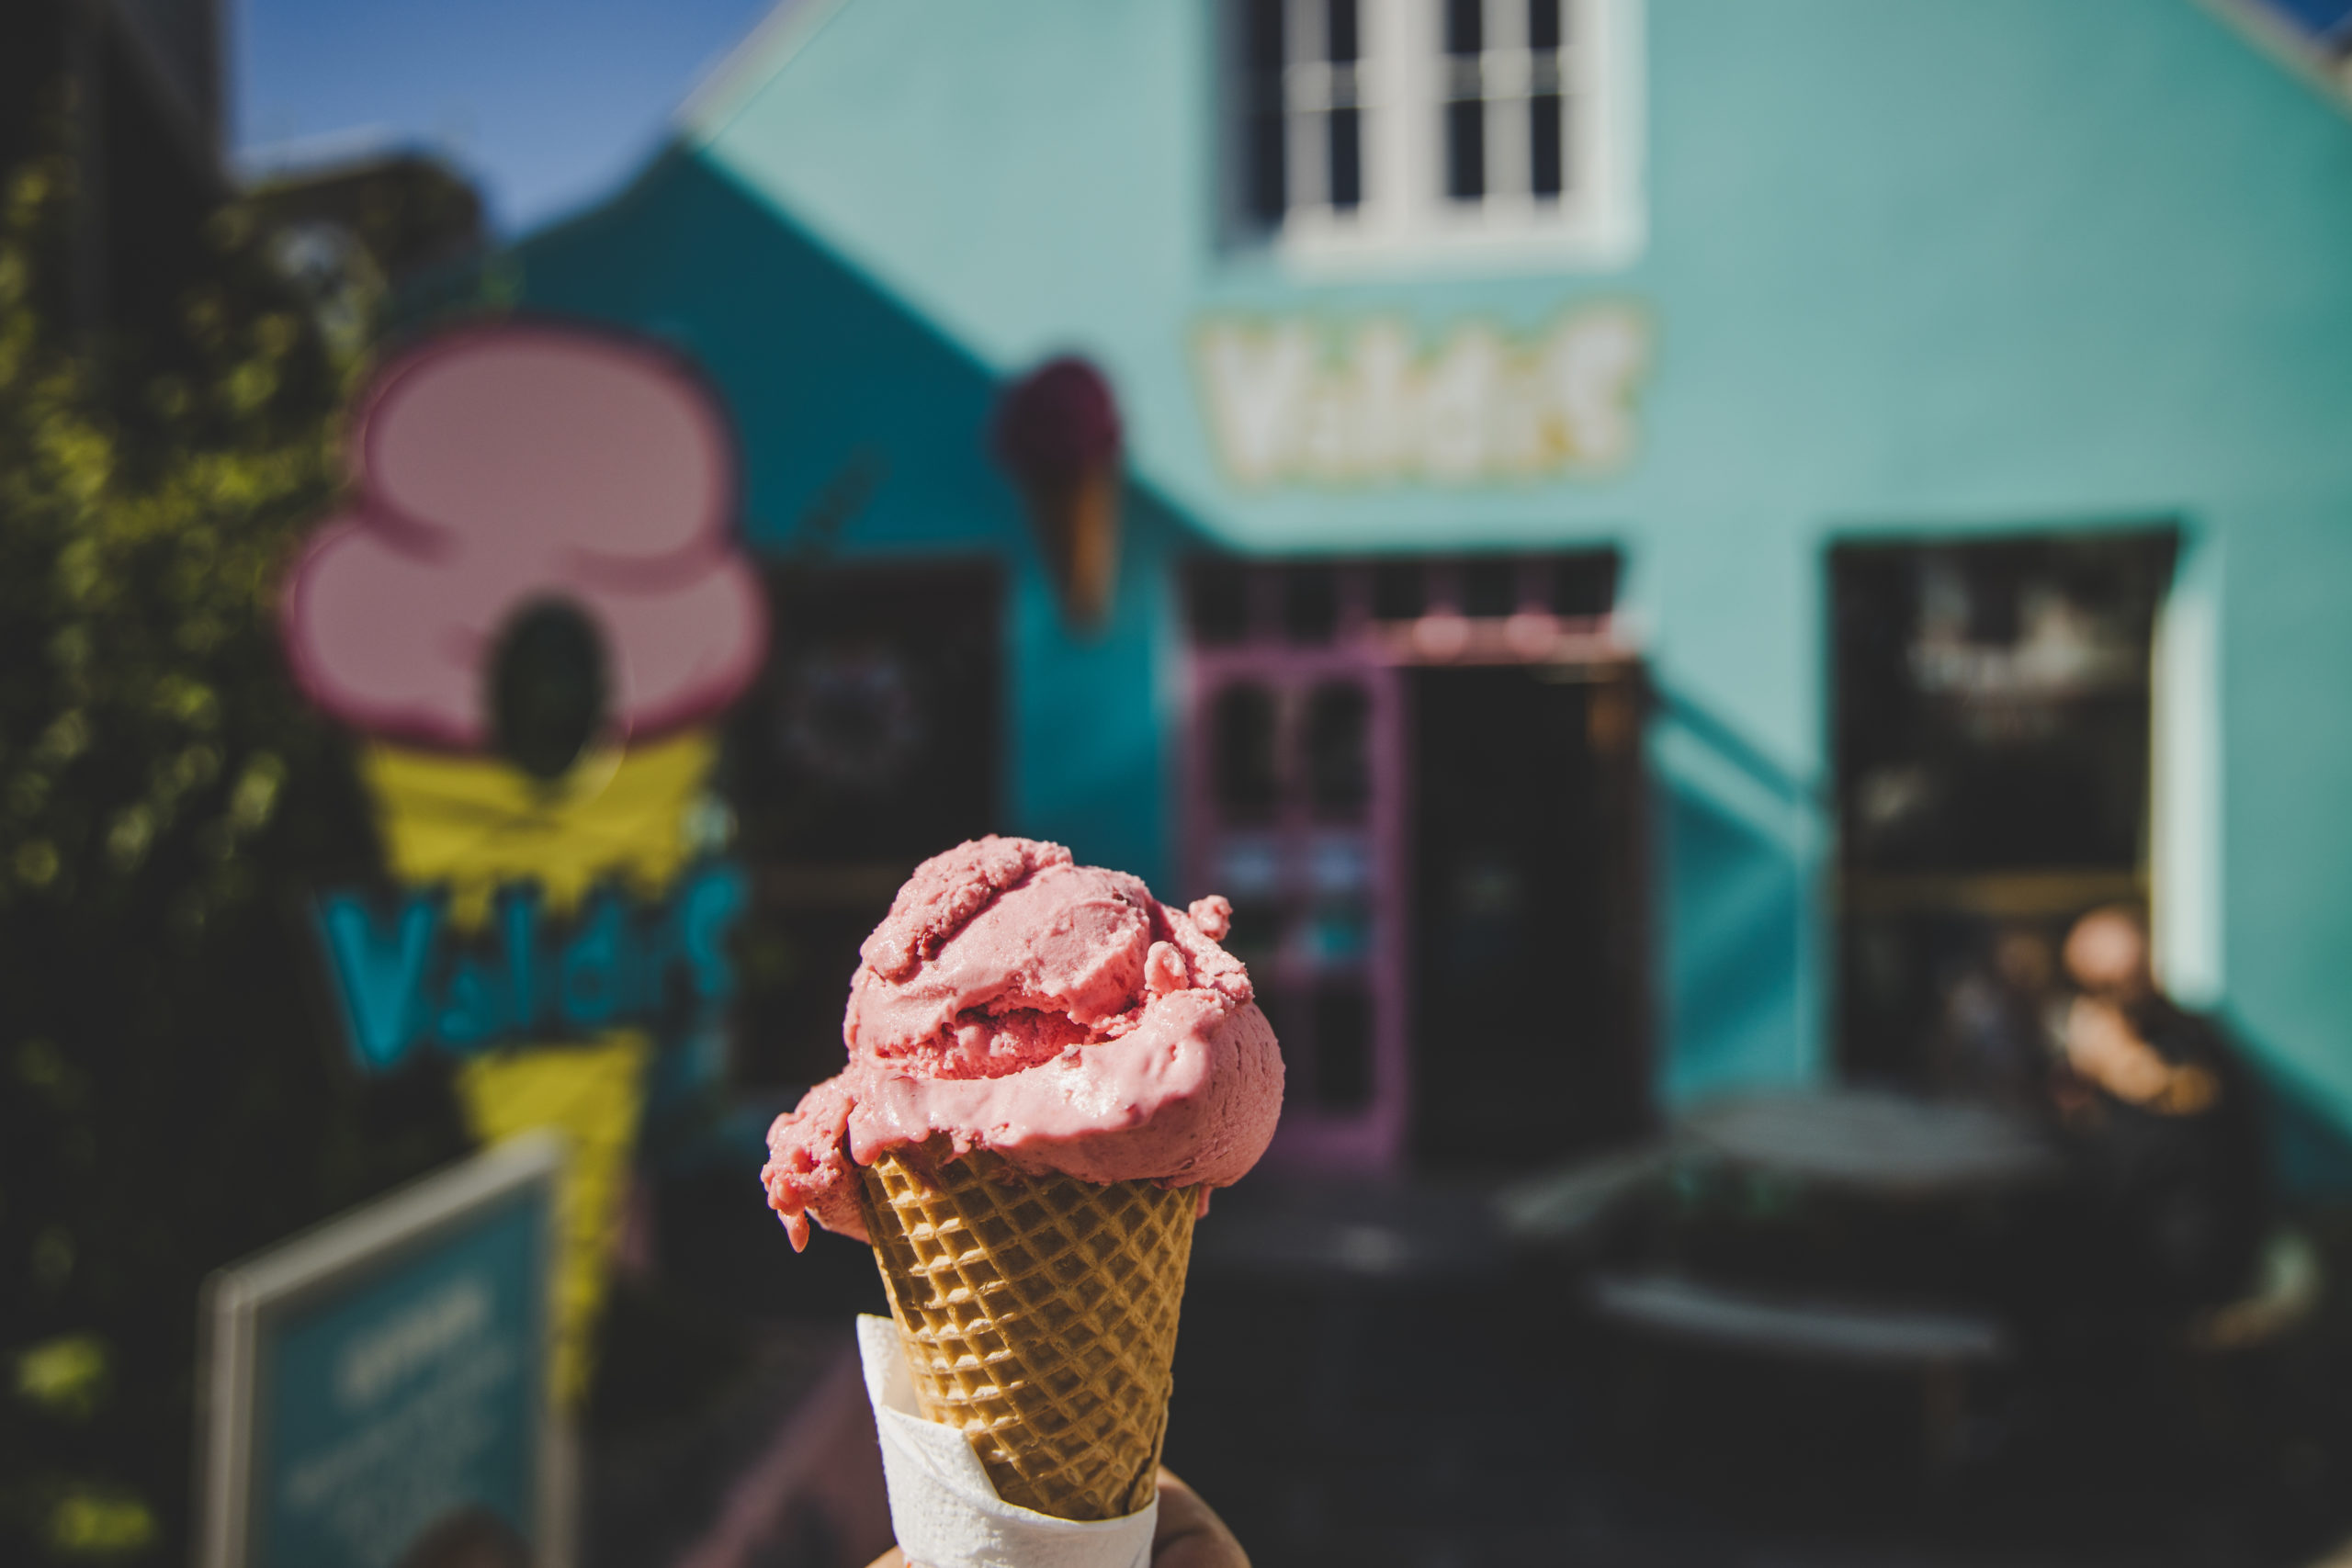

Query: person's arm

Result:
[2061,996,2222,1116]
[863,1469,1248,1568]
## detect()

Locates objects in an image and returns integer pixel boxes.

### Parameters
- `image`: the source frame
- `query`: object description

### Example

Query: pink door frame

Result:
[1183,645,1408,1171]
[1180,557,1630,1175]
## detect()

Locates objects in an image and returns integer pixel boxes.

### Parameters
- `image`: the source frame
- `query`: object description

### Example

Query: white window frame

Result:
[1238,0,1645,276]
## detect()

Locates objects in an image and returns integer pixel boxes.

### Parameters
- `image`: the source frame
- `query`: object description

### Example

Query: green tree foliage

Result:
[0,147,468,1562]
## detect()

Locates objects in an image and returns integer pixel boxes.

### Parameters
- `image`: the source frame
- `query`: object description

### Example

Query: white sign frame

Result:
[196,1132,571,1568]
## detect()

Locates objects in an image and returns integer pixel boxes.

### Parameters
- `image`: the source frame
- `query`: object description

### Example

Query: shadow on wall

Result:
[1653,685,1826,1107]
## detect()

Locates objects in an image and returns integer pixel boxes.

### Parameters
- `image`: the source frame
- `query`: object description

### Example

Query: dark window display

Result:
[1303,679,1372,818]
[728,562,1001,1086]
[1830,528,2177,1084]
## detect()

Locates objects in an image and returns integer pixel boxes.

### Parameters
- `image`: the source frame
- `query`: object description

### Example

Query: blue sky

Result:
[235,0,779,234]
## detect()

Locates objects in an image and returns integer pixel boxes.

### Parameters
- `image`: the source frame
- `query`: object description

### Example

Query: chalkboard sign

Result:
[197,1134,568,1568]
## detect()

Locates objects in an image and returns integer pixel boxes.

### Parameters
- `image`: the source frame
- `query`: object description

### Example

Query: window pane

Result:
[1371,560,1424,620]
[1189,561,1251,644]
[1463,558,1517,617]
[1224,899,1284,972]
[1282,564,1340,643]
[1243,0,1284,71]
[1239,0,1286,224]
[1312,979,1374,1111]
[1304,681,1371,818]
[1326,0,1359,62]
[1329,107,1362,209]
[1445,0,1484,55]
[1529,0,1562,51]
[1446,97,1486,200]
[1531,92,1563,197]
[1547,551,1621,617]
[1211,682,1280,822]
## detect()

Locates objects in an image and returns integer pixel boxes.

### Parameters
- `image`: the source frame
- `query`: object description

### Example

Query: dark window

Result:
[1530,0,1567,200]
[1444,0,1485,201]
[1327,0,1359,60]
[1329,107,1362,209]
[1445,0,1484,53]
[735,563,1001,863]
[1531,92,1564,197]
[1303,681,1372,818]
[1326,0,1362,209]
[1831,533,2174,876]
[1239,0,1287,227]
[1223,900,1285,974]
[1312,980,1374,1111]
[1529,0,1562,51]
[1189,561,1252,645]
[1548,551,1620,617]
[1446,99,1486,202]
[1828,529,2178,1086]
[1463,558,1517,618]
[1371,560,1425,620]
[1282,564,1340,644]
[729,563,1002,1086]
[1211,682,1282,822]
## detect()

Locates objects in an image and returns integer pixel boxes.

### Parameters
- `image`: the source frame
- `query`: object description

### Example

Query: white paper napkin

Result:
[856,1314,1159,1568]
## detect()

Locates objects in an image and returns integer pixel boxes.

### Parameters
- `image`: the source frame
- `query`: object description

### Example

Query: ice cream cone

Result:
[993,356,1124,631]
[359,729,719,1408]
[857,1140,1197,1521]
[1016,461,1122,631]
[763,840,1280,1525]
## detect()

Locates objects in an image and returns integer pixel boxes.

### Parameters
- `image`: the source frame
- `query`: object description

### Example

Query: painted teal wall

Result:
[517,0,2352,1145]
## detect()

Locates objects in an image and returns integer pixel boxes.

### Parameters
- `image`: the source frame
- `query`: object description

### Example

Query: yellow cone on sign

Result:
[454,1031,653,1408]
[361,731,719,1408]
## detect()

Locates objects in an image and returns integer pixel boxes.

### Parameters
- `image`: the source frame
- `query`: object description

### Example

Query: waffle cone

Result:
[857,1141,1198,1520]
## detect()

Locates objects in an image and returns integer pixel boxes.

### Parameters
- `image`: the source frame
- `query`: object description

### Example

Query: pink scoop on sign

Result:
[280,321,767,750]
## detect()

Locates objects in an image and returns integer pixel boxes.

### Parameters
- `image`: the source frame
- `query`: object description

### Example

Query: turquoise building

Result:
[497,0,2352,1181]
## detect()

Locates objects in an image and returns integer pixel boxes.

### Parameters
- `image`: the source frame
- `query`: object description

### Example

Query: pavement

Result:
[607,1162,2352,1568]
[1164,1176,2352,1568]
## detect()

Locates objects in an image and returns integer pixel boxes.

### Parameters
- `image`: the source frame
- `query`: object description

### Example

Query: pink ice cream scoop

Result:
[280,321,767,750]
[762,836,1284,1249]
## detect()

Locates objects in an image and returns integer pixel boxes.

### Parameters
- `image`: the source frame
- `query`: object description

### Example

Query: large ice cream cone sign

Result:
[280,321,767,1406]
[994,356,1124,631]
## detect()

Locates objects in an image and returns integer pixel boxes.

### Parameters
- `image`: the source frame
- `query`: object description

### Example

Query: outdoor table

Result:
[1576,1089,2070,1479]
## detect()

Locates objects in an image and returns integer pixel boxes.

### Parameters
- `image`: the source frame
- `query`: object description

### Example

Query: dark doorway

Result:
[1408,664,1649,1169]
[1829,528,2177,1087]
[727,561,1001,1087]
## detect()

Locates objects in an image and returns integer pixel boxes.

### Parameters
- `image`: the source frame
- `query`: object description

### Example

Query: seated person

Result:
[2045,906,2266,1316]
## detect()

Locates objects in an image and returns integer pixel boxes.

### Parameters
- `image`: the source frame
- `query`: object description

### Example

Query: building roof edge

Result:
[674,0,854,150]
